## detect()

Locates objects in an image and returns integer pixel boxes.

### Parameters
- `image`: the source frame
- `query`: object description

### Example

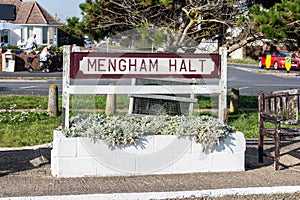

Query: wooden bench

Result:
[258,89,300,170]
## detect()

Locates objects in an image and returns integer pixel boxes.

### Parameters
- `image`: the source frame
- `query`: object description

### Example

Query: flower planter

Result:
[51,130,245,177]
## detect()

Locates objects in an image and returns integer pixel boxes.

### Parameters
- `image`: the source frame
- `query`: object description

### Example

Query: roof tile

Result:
[0,0,62,25]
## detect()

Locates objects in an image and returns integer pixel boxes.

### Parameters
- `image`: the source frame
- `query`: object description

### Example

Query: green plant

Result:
[35,45,62,53]
[64,114,232,151]
[1,45,24,53]
[238,96,258,108]
[228,111,258,138]
[197,95,218,109]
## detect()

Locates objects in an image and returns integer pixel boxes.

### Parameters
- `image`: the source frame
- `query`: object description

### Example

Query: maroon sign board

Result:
[70,52,221,79]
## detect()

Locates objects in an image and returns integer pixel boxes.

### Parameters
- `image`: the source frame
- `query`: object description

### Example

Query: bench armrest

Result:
[260,112,281,123]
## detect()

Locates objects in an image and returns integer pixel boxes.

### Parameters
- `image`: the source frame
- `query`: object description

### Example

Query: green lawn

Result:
[0,94,259,147]
[0,111,62,147]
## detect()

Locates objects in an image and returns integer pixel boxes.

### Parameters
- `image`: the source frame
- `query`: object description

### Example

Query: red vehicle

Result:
[258,50,300,70]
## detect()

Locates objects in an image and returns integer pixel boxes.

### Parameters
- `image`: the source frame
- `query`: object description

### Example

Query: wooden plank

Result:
[282,95,287,121]
[295,95,299,121]
[67,85,225,95]
[258,91,264,163]
[62,45,71,129]
[276,96,281,116]
[129,94,197,103]
[288,96,293,120]
[270,97,275,115]
[264,98,269,113]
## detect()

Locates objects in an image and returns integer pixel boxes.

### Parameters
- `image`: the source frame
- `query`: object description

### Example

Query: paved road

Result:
[1,64,300,96]
[229,64,300,95]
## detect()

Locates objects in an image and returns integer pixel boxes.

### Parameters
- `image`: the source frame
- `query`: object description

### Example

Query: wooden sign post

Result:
[62,46,228,129]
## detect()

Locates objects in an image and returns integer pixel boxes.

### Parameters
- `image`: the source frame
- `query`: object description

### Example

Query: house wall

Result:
[11,26,58,47]
[11,29,21,45]
[229,48,244,59]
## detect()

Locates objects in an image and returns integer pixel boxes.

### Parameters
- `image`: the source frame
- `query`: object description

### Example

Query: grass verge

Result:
[0,94,258,147]
[228,58,257,65]
[228,111,258,138]
[0,111,62,147]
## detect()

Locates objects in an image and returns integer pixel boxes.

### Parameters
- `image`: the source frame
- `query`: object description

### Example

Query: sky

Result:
[23,0,84,22]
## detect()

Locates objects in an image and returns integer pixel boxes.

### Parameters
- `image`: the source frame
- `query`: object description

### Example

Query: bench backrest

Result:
[258,89,300,124]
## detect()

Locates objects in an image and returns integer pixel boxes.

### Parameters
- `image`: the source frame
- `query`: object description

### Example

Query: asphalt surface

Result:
[1,64,300,97]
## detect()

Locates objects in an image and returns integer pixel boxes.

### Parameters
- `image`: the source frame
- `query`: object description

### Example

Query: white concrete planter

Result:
[51,130,246,177]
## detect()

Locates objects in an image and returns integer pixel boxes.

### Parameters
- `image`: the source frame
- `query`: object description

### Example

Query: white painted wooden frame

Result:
[62,46,227,129]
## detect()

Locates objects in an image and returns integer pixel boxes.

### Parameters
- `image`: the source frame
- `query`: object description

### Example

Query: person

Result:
[25,34,38,50]
[39,44,52,72]
[71,44,81,52]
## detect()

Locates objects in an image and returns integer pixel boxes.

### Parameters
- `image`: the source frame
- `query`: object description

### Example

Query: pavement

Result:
[0,70,63,80]
[1,139,300,199]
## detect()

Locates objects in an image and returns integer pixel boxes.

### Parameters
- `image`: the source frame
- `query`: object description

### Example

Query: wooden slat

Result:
[295,95,299,121]
[270,97,275,115]
[276,96,281,116]
[282,95,287,121]
[264,98,269,113]
[67,85,225,95]
[288,96,293,120]
[129,94,197,103]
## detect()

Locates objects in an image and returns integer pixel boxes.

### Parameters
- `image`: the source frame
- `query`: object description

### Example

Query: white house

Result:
[0,0,62,47]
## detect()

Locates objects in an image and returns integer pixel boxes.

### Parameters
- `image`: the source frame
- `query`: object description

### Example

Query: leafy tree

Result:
[253,0,282,9]
[77,0,251,53]
[249,0,300,50]
[58,17,85,46]
[79,0,105,41]
[71,0,299,53]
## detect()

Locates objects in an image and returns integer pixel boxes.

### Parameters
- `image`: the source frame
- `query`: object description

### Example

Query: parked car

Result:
[258,50,300,70]
[84,38,93,48]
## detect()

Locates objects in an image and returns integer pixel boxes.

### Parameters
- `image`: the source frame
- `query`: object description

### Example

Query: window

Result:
[42,27,48,44]
[27,27,33,39]
[1,30,8,43]
[49,27,54,44]
[20,28,26,42]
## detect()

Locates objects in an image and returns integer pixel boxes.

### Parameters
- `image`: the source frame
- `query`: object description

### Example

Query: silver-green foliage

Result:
[65,114,233,150]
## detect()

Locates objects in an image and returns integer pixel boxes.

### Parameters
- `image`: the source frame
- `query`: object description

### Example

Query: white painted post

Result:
[62,45,71,130]
[219,47,227,123]
[128,78,136,115]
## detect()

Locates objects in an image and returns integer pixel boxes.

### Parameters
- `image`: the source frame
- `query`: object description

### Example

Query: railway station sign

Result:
[70,52,221,79]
